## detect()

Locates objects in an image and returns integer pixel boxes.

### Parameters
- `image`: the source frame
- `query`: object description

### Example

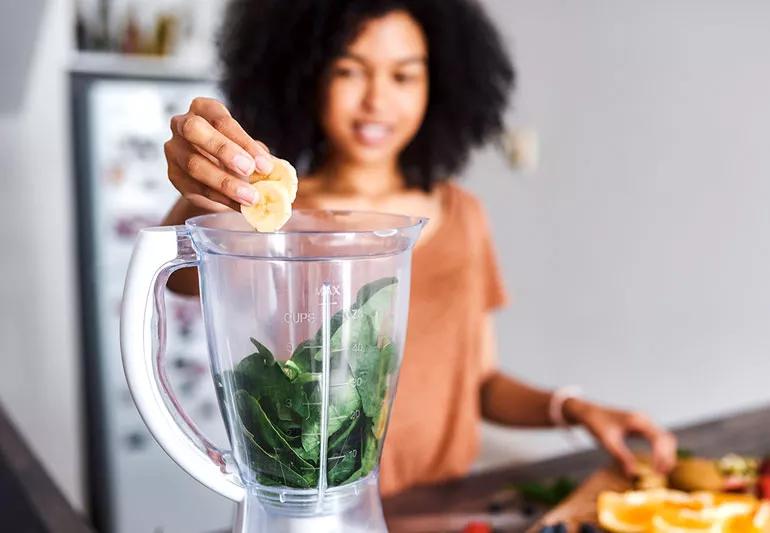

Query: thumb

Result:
[601,433,638,477]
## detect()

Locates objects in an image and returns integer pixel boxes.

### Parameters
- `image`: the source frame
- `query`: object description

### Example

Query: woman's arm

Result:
[478,315,677,474]
[162,198,210,295]
[479,315,552,426]
[160,96,275,295]
[480,371,553,427]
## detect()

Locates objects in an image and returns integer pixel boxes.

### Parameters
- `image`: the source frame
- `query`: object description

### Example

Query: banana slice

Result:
[249,157,298,202]
[241,180,292,232]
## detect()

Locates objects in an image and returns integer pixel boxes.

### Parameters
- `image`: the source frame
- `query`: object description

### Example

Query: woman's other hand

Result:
[564,399,678,476]
[164,97,274,212]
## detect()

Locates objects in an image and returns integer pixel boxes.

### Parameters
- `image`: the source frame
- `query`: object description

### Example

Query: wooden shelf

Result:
[70,51,218,81]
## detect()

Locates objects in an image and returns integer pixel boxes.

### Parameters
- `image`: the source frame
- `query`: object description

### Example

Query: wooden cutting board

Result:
[527,467,632,533]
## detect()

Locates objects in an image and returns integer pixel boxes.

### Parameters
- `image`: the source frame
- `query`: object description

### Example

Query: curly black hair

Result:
[219,0,514,191]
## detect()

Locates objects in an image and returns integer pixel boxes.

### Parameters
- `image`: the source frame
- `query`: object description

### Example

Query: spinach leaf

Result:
[249,337,274,361]
[312,277,397,361]
[237,419,317,488]
[355,277,397,307]
[357,282,397,332]
[352,346,386,418]
[300,370,362,457]
[341,428,380,485]
[235,390,314,475]
[328,406,363,452]
[328,448,359,486]
[289,339,319,374]
[235,351,310,421]
[231,277,398,489]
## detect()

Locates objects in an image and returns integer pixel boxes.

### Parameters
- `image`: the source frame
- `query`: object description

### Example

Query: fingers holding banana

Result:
[165,97,298,232]
[248,158,298,202]
[164,136,259,207]
[238,157,299,232]
[241,180,293,233]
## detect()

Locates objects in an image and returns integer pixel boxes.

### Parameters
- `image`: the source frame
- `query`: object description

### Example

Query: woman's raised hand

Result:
[164,97,274,211]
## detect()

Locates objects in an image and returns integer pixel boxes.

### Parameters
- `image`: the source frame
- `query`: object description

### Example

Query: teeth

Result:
[356,123,390,143]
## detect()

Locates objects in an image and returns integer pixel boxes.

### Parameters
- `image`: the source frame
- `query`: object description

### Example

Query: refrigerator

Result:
[71,69,234,533]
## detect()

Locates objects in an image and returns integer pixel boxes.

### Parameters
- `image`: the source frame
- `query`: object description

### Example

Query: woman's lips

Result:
[353,121,394,147]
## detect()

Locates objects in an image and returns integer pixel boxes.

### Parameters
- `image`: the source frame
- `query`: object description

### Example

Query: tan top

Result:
[295,181,507,496]
[378,183,507,496]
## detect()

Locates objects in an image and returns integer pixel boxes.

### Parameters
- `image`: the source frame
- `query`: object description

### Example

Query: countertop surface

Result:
[383,404,770,531]
[1,402,768,532]
[0,404,94,533]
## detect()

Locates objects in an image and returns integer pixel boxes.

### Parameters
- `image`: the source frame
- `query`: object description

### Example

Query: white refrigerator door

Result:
[84,77,233,533]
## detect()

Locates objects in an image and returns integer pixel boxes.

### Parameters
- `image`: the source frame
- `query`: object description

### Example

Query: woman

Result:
[162,0,677,496]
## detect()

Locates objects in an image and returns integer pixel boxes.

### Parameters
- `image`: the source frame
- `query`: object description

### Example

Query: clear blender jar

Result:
[120,210,425,532]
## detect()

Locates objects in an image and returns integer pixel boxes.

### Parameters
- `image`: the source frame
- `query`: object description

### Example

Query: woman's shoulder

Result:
[440,181,491,227]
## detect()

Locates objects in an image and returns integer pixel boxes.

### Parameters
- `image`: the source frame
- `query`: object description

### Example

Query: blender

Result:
[120,210,425,532]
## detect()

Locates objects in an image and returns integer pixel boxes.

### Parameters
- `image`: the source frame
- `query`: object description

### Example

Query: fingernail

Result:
[254,154,274,174]
[233,154,255,176]
[237,185,258,206]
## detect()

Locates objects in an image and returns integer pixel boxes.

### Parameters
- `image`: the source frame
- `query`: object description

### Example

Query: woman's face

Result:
[320,10,429,167]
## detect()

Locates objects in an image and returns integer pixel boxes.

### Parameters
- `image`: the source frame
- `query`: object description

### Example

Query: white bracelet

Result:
[548,385,583,427]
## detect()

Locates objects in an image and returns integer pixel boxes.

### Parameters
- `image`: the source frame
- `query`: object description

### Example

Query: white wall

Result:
[469,0,770,469]
[0,0,84,510]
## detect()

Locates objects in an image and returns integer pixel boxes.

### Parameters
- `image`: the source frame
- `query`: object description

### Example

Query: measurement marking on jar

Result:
[316,285,342,297]
[283,311,316,324]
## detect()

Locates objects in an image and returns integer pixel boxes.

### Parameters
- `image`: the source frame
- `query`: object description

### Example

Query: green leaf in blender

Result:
[231,277,399,489]
[355,277,397,307]
[340,428,380,485]
[328,448,359,486]
[238,419,317,488]
[353,345,390,419]
[289,339,318,374]
[235,350,310,421]
[313,277,397,362]
[235,390,315,473]
[300,370,362,456]
[281,359,302,381]
[328,410,364,454]
[249,337,274,360]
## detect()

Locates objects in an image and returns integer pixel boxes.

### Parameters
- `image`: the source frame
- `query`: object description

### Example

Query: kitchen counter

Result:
[0,404,94,533]
[383,404,770,531]
[1,402,768,532]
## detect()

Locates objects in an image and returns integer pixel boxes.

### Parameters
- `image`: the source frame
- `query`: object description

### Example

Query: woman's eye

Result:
[394,72,420,84]
[333,66,360,78]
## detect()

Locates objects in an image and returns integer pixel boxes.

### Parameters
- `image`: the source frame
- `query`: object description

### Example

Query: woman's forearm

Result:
[480,371,609,429]
[162,196,210,226]
[480,371,555,427]
[162,197,210,295]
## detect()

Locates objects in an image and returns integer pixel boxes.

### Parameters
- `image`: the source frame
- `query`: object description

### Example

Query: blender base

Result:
[233,474,388,533]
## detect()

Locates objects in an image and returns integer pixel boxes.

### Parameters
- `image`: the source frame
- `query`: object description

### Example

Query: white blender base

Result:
[233,475,388,533]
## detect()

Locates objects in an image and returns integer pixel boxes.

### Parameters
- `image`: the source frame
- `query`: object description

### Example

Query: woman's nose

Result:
[362,74,389,113]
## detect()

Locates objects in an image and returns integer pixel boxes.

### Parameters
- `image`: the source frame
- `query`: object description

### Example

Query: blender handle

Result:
[120,226,246,503]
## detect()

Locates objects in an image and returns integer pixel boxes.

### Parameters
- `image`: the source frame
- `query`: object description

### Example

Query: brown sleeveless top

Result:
[377,183,507,495]
[295,182,507,495]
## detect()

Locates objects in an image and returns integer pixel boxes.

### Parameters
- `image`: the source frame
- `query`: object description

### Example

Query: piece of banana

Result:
[241,180,292,232]
[249,157,298,202]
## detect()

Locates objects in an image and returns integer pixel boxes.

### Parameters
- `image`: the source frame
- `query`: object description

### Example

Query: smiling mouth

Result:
[352,121,395,147]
